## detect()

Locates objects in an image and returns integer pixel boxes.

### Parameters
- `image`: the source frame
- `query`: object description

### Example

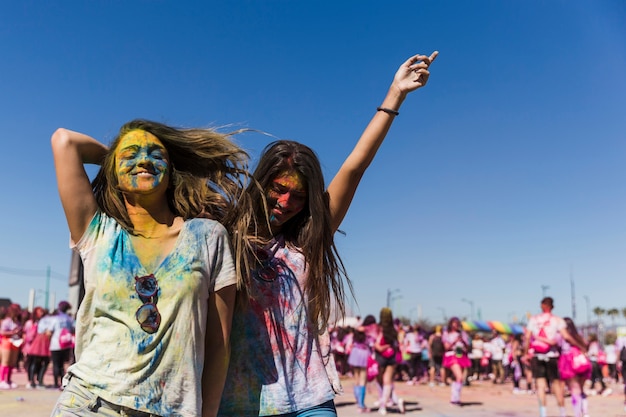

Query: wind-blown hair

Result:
[564,317,587,349]
[228,140,352,334]
[91,119,249,233]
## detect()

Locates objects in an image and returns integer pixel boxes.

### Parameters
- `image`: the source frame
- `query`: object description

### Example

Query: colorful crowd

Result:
[3,296,626,417]
[329,298,626,416]
[0,301,75,391]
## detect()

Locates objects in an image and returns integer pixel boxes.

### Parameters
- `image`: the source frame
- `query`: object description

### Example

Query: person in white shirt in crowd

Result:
[45,301,75,390]
[488,330,506,384]
[403,326,423,385]
[469,332,484,382]
[523,297,579,417]
[587,333,610,396]
[603,333,618,383]
[502,335,512,383]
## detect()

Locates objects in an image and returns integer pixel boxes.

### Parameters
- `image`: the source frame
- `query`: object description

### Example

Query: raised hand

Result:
[327,50,439,232]
[392,51,439,95]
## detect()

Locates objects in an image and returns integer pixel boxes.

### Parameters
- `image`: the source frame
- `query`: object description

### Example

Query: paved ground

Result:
[1,369,625,417]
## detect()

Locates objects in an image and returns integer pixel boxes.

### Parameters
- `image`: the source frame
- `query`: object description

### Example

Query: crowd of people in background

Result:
[329,300,626,416]
[0,301,75,390]
[2,297,626,416]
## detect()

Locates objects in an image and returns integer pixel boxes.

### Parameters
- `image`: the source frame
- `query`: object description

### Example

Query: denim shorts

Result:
[50,375,160,417]
[273,400,337,417]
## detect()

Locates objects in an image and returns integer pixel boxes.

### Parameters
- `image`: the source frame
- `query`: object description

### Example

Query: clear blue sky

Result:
[1,1,625,325]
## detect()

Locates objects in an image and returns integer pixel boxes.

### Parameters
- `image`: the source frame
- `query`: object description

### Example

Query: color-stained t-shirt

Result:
[0,317,19,334]
[442,330,469,353]
[68,211,235,417]
[526,312,565,358]
[219,239,340,417]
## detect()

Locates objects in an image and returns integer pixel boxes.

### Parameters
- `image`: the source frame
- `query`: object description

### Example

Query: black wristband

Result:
[377,107,399,116]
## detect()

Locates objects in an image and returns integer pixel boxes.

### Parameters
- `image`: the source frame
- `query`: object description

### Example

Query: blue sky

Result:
[1,1,625,326]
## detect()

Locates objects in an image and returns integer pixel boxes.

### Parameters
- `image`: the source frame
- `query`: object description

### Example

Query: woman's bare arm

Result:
[51,128,107,242]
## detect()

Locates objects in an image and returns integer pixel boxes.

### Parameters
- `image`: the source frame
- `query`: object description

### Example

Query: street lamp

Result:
[461,298,475,321]
[386,288,402,310]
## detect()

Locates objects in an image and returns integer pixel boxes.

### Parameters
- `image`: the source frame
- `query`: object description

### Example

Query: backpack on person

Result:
[431,335,444,357]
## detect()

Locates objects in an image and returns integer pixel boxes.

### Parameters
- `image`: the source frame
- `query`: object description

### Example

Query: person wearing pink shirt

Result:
[0,304,23,389]
[442,317,471,406]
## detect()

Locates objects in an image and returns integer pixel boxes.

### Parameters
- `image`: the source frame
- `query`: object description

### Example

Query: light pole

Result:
[461,298,475,321]
[584,295,590,325]
[45,266,51,311]
[386,289,402,311]
[541,285,550,298]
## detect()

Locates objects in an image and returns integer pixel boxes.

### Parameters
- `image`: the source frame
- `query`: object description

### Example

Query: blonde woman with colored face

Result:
[219,51,438,417]
[50,120,248,417]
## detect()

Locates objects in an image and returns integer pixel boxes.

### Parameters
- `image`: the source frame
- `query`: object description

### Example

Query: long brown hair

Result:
[379,307,397,345]
[91,119,249,232]
[564,317,587,349]
[228,140,352,333]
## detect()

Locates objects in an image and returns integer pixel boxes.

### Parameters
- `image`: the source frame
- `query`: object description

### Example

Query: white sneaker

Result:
[0,381,11,390]
[398,398,405,414]
[601,388,613,397]
[378,406,387,415]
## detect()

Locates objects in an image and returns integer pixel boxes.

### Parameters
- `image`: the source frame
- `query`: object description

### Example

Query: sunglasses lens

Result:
[135,275,158,298]
[255,248,269,262]
[136,303,161,334]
